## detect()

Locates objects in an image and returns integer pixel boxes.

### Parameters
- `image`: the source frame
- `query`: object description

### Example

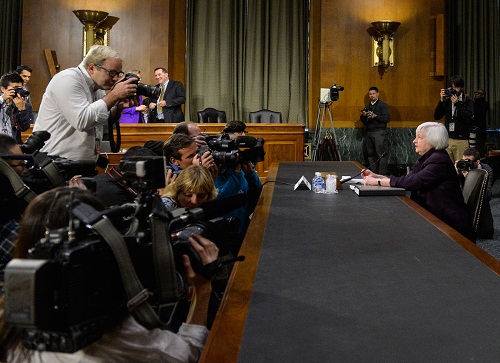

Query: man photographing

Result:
[33,45,138,161]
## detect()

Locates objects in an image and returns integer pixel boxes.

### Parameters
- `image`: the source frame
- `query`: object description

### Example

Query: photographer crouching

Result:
[0,187,218,362]
[456,147,494,239]
[213,121,263,254]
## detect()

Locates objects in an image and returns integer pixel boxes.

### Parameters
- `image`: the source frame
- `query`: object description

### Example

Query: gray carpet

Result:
[476,180,500,259]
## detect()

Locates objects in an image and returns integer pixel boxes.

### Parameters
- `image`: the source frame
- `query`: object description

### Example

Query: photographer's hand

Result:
[183,234,217,326]
[450,94,459,104]
[12,95,26,110]
[166,168,178,185]
[102,78,137,109]
[199,150,214,168]
[440,88,446,101]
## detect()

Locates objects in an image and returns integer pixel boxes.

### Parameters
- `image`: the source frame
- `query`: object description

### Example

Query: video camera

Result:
[456,158,475,172]
[330,84,344,101]
[199,134,265,167]
[4,162,246,352]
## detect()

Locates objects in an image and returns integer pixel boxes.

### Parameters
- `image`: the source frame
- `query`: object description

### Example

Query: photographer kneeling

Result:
[456,148,494,239]
[215,121,263,253]
[0,187,217,362]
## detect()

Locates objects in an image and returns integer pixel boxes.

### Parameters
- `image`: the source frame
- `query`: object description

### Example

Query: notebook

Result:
[353,185,406,196]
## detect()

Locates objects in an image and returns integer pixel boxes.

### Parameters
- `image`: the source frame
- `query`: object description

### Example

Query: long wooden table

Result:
[201,161,500,362]
[22,123,305,181]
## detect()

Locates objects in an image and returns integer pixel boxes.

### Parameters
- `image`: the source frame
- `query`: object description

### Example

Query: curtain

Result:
[446,0,500,127]
[186,0,308,124]
[0,0,23,74]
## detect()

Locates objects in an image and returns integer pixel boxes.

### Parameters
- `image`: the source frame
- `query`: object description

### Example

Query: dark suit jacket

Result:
[150,80,186,123]
[433,94,474,140]
[360,99,390,131]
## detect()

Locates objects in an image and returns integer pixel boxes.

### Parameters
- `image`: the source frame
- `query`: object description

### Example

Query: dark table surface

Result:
[203,162,500,363]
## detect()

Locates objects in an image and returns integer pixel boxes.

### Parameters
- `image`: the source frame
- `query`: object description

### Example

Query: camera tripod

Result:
[312,100,341,161]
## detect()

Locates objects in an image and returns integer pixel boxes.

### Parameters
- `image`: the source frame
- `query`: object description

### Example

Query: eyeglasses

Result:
[96,65,124,78]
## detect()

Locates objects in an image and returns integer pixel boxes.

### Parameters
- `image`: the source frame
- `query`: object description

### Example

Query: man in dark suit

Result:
[360,86,390,175]
[148,67,185,123]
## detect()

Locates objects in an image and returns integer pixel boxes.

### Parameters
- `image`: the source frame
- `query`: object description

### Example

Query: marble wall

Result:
[314,128,420,175]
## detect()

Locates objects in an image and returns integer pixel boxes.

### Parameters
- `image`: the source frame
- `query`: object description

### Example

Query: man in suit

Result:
[148,67,185,123]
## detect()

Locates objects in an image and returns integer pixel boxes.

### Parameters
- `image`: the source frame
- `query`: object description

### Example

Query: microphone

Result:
[169,193,248,230]
[340,151,388,184]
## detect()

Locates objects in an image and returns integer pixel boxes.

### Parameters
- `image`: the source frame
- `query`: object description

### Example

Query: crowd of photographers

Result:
[0,45,264,361]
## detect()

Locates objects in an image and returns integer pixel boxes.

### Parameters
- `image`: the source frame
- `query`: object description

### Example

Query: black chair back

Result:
[249,109,282,123]
[462,168,488,232]
[197,108,227,123]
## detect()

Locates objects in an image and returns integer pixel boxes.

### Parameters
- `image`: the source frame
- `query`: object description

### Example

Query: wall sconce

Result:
[370,20,401,71]
[73,10,120,57]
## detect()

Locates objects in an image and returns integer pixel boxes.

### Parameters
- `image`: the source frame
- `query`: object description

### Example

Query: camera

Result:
[444,87,457,98]
[330,84,345,101]
[121,72,161,99]
[13,86,30,98]
[456,158,475,172]
[21,130,50,154]
[199,135,265,167]
[3,163,246,352]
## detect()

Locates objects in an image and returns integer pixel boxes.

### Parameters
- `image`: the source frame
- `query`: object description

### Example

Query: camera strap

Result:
[150,196,180,311]
[91,217,164,329]
[32,152,66,187]
[108,108,121,153]
[0,157,37,202]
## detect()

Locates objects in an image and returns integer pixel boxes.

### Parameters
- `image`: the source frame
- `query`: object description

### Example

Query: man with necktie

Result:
[148,67,186,123]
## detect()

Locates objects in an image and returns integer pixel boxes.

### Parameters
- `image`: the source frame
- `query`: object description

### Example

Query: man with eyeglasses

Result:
[33,45,138,161]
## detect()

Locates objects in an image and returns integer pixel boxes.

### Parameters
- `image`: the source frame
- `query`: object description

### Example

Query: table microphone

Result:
[339,151,388,184]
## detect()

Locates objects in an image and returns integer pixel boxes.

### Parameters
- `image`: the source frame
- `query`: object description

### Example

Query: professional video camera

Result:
[121,72,161,99]
[444,87,457,98]
[4,158,246,353]
[456,158,475,172]
[199,134,265,167]
[330,84,345,101]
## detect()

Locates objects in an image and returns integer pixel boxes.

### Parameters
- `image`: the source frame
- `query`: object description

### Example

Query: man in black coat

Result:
[360,86,390,175]
[148,67,185,123]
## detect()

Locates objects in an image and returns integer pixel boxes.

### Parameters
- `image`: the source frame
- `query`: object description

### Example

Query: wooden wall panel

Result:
[309,0,446,131]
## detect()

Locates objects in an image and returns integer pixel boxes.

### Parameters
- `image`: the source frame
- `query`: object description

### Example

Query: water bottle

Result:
[325,174,338,194]
[312,172,325,193]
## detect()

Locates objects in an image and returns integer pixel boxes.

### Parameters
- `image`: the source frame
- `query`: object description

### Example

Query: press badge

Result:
[449,122,455,132]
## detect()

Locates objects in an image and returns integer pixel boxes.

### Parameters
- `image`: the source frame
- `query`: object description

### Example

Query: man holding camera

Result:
[33,45,138,161]
[360,86,390,175]
[456,147,494,239]
[434,75,474,163]
[214,121,262,251]
[0,72,33,144]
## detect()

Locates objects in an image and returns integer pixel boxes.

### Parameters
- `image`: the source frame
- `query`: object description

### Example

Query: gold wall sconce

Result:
[73,10,120,57]
[370,20,401,71]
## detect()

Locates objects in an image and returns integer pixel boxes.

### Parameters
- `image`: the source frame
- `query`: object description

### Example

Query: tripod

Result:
[312,100,341,161]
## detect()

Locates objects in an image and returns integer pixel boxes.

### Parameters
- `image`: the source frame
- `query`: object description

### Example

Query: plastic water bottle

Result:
[312,172,325,193]
[325,174,338,194]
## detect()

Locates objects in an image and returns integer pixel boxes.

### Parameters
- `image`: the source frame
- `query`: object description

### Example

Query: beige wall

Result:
[22,0,444,131]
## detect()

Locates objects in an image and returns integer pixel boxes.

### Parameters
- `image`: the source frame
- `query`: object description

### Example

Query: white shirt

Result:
[8,316,209,363]
[33,64,110,161]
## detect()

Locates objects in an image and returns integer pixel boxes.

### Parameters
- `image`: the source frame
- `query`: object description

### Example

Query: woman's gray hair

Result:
[416,122,449,150]
[82,45,122,67]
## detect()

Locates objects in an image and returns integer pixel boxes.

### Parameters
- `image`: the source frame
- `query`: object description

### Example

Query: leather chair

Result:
[249,109,282,123]
[197,108,227,123]
[462,168,489,233]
